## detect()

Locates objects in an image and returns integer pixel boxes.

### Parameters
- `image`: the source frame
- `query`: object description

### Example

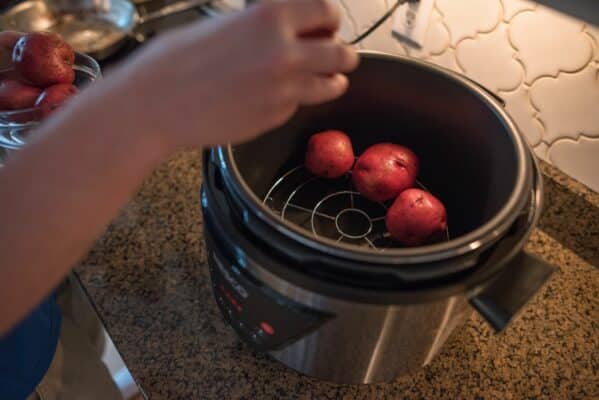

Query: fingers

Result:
[295,73,349,106]
[298,28,335,40]
[297,40,359,74]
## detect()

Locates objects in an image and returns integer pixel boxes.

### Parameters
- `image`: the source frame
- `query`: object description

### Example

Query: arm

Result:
[0,0,359,334]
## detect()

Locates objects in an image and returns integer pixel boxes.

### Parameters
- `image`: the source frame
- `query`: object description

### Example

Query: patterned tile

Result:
[426,46,461,73]
[406,6,450,58]
[436,0,502,46]
[529,63,599,143]
[584,24,599,63]
[501,85,544,147]
[509,6,594,83]
[456,22,524,92]
[549,135,599,192]
[502,0,536,22]
[533,141,550,162]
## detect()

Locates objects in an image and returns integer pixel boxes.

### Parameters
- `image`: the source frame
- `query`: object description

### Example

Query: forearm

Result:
[0,70,169,334]
[0,0,357,334]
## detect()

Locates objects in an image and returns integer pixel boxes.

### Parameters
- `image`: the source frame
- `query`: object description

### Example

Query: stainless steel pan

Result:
[0,0,211,60]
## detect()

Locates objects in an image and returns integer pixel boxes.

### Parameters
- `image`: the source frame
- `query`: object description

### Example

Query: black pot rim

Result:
[201,155,543,302]
[217,51,533,265]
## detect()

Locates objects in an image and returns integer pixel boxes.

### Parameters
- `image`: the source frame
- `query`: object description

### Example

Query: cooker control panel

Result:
[207,247,331,352]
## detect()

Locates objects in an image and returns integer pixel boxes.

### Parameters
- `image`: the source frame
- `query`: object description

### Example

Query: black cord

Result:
[349,0,410,45]
[244,0,412,45]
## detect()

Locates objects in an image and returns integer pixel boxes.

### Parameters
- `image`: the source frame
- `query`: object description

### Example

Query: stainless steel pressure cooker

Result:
[201,52,555,384]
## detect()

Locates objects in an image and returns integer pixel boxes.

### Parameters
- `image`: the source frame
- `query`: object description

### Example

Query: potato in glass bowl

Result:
[0,51,101,157]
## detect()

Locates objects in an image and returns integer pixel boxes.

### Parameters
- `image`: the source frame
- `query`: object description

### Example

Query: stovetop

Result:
[100,0,219,68]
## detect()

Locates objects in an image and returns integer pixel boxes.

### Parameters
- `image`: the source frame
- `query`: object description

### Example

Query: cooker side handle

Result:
[469,251,555,332]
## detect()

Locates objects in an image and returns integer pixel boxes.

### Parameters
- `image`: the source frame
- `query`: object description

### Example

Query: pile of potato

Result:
[305,130,447,246]
[0,31,78,117]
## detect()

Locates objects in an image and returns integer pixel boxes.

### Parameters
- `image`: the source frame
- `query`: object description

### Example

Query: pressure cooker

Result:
[200,52,555,384]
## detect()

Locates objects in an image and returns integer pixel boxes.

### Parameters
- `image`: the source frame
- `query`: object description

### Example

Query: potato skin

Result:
[0,79,42,110]
[352,143,419,202]
[385,188,447,246]
[12,32,75,87]
[35,83,79,117]
[305,130,355,178]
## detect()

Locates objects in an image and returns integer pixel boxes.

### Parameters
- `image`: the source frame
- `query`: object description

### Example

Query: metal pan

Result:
[0,0,211,60]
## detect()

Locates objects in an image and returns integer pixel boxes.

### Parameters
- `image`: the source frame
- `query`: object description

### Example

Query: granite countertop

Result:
[76,150,598,399]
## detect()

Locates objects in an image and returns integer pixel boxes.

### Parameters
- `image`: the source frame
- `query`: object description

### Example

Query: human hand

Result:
[113,0,359,150]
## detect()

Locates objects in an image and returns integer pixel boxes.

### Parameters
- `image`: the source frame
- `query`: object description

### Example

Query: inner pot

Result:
[220,52,532,265]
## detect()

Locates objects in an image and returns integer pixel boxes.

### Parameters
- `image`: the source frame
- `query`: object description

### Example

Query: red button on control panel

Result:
[219,284,242,312]
[260,322,275,335]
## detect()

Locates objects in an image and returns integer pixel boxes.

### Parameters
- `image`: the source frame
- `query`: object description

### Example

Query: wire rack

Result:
[263,164,449,251]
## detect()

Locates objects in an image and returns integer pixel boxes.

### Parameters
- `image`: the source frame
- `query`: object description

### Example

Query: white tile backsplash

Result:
[502,85,544,147]
[456,22,524,92]
[502,0,536,22]
[529,63,599,143]
[509,6,594,84]
[334,0,599,192]
[549,135,599,188]
[584,24,599,63]
[436,0,503,46]
[426,46,461,73]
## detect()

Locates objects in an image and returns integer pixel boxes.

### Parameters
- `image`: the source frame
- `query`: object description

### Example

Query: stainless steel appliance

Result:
[59,274,148,399]
[0,0,211,154]
[201,52,555,384]
[0,0,212,60]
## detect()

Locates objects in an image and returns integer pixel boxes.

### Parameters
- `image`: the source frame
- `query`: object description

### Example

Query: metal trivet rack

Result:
[263,163,449,251]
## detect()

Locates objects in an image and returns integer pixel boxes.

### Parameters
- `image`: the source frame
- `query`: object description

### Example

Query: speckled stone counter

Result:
[76,150,598,400]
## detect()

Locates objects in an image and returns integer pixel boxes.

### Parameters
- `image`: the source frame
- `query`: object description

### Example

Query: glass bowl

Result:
[0,52,102,152]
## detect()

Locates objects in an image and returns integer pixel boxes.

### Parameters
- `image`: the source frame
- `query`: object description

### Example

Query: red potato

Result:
[385,188,447,246]
[12,32,75,87]
[0,31,22,70]
[305,130,355,178]
[352,143,419,202]
[35,83,78,117]
[0,79,42,110]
